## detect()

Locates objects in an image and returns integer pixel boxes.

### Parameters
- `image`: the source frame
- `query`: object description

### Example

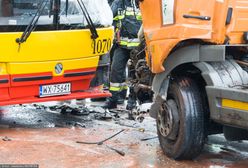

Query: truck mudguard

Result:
[152,45,225,98]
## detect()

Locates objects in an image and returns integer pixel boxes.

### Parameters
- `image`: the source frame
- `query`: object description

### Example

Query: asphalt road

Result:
[0,101,248,168]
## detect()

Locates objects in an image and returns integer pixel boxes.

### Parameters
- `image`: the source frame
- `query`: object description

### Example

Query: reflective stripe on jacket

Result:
[110,82,128,92]
[119,38,140,47]
[113,10,142,21]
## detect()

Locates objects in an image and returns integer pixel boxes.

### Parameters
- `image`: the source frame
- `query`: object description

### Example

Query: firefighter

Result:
[104,0,142,109]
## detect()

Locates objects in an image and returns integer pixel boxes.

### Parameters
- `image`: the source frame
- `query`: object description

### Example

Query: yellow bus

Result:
[0,0,114,105]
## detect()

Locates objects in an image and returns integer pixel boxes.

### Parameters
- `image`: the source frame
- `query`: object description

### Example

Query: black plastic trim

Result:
[0,79,9,84]
[64,71,96,78]
[13,76,52,82]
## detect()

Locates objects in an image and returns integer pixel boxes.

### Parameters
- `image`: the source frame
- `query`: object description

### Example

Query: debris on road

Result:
[115,120,138,128]
[138,128,145,133]
[220,146,238,154]
[76,129,125,145]
[33,104,47,110]
[136,114,145,123]
[74,122,86,128]
[2,136,11,141]
[71,108,90,116]
[94,111,113,121]
[140,136,158,141]
[57,105,90,116]
[76,129,126,157]
[38,103,150,128]
[1,103,248,167]
[105,145,125,156]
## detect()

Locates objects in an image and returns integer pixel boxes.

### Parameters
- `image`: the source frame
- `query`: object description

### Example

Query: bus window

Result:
[59,0,113,27]
[0,0,112,32]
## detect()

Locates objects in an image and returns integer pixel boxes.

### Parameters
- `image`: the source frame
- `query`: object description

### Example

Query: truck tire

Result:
[157,76,205,160]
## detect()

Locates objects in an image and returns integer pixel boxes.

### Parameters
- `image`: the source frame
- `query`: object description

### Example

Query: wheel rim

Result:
[157,99,179,140]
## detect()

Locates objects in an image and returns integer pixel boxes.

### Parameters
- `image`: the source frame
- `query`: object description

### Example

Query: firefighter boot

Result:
[103,91,118,109]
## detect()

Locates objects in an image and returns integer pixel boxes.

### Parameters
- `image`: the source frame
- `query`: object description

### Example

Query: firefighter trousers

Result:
[109,47,131,101]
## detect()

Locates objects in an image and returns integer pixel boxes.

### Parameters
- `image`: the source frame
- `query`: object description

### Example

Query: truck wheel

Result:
[157,76,205,160]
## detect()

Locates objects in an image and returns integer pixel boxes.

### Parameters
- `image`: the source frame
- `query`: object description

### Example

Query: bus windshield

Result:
[0,0,113,31]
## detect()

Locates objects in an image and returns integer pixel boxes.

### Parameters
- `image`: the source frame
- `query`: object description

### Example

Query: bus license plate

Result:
[40,83,71,97]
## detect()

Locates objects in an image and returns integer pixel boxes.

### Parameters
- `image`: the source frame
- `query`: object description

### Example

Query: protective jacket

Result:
[108,0,114,5]
[111,0,142,48]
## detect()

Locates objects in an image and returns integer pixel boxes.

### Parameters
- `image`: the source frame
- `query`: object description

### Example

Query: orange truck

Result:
[137,0,248,160]
[0,0,114,106]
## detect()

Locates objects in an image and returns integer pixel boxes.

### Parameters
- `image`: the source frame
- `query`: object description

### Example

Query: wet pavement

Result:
[0,101,248,168]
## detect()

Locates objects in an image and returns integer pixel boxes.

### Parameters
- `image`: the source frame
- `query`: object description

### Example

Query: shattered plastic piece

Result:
[71,108,90,116]
[93,107,107,114]
[60,105,73,114]
[93,108,115,120]
[53,105,90,116]
[33,104,47,110]
[94,112,113,120]
[49,105,60,111]
[75,122,86,128]
[2,136,11,141]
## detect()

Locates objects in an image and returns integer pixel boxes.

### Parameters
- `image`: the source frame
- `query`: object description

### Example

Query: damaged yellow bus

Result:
[0,0,113,105]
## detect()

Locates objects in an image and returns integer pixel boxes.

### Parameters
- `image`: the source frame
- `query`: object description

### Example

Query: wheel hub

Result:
[157,99,179,140]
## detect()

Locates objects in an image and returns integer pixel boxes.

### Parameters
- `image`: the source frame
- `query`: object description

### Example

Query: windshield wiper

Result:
[16,0,49,44]
[77,0,99,39]
[65,0,69,16]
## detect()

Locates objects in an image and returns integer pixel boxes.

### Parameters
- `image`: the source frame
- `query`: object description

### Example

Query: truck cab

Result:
[138,0,248,160]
